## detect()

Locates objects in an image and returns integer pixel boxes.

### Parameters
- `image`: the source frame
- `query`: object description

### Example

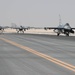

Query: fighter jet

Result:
[0,26,4,33]
[44,23,75,36]
[0,26,9,33]
[12,25,29,33]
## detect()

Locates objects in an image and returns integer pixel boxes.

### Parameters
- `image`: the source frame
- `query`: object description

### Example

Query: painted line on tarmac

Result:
[1,37,75,72]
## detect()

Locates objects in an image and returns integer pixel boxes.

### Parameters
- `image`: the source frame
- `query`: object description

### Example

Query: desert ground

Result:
[3,28,55,34]
[3,28,75,36]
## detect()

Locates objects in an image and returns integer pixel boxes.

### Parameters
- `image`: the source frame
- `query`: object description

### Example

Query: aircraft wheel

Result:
[0,30,3,33]
[22,31,24,33]
[17,31,19,33]
[24,29,26,31]
[57,33,60,36]
[66,33,69,36]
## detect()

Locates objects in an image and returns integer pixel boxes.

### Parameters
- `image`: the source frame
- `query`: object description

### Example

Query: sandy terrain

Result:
[3,28,75,36]
[4,28,54,34]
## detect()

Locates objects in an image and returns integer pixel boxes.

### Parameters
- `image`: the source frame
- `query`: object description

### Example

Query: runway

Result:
[0,33,75,75]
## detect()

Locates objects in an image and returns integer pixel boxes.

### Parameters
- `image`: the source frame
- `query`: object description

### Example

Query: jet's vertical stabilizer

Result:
[59,14,62,25]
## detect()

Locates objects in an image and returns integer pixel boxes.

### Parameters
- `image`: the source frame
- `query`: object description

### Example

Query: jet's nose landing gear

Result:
[66,33,69,36]
[65,32,69,36]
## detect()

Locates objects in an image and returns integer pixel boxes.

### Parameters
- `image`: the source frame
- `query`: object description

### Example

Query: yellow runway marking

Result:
[1,38,75,72]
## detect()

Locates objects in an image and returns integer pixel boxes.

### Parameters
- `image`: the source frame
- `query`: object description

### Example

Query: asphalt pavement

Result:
[0,33,75,75]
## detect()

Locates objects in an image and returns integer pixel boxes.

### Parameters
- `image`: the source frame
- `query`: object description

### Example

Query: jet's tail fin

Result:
[59,14,62,25]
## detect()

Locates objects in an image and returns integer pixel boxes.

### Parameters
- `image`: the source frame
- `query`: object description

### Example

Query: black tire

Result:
[66,33,69,36]
[57,33,60,36]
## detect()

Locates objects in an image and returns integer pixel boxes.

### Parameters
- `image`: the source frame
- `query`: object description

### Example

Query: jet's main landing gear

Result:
[57,33,60,36]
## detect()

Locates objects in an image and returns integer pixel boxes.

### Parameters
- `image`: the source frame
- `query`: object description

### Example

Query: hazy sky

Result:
[0,0,75,27]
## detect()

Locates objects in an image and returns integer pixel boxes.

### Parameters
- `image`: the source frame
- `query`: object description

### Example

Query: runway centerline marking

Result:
[1,37,75,72]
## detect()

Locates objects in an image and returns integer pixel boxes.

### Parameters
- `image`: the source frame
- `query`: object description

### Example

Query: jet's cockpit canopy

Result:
[63,23,71,29]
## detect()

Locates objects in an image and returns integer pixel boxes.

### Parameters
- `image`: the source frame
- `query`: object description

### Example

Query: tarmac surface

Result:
[0,33,75,75]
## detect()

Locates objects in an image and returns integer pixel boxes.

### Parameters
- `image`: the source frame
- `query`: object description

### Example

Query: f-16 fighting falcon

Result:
[0,26,9,33]
[0,26,4,32]
[44,23,75,36]
[12,25,29,33]
[44,15,75,36]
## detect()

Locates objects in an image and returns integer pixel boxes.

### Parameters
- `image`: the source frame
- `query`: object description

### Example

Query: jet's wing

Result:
[44,27,63,30]
[71,28,75,29]
[0,26,9,30]
[0,26,9,33]
[11,27,20,29]
[11,26,29,32]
